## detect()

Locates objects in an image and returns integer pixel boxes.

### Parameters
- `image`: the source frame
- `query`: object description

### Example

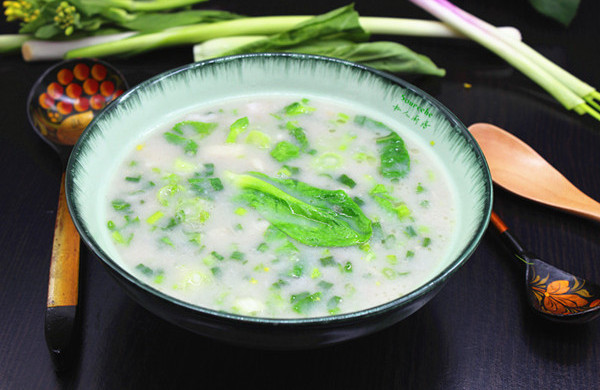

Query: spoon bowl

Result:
[28,58,127,163]
[26,58,127,370]
[468,123,600,222]
[490,211,600,323]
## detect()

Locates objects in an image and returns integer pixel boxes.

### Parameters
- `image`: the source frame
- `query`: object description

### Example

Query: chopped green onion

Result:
[111,199,131,212]
[288,263,304,278]
[146,211,165,225]
[211,251,225,261]
[318,281,334,290]
[284,100,316,116]
[404,226,417,238]
[272,279,288,289]
[230,251,246,261]
[337,174,357,188]
[327,296,342,314]
[135,263,154,276]
[234,207,247,216]
[245,130,272,148]
[319,255,336,267]
[290,291,322,314]
[125,175,142,182]
[160,236,175,247]
[310,267,322,279]
[313,152,343,170]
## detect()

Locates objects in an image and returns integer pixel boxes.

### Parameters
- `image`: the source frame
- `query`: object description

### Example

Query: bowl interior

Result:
[67,53,491,322]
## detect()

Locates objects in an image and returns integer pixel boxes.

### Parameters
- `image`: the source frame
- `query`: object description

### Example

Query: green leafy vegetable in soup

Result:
[229,172,372,247]
[104,96,456,318]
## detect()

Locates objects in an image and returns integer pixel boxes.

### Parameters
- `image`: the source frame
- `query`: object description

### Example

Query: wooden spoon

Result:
[26,59,127,371]
[491,210,600,323]
[468,123,600,222]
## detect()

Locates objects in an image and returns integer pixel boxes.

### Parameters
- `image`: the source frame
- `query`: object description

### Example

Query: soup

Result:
[104,96,456,318]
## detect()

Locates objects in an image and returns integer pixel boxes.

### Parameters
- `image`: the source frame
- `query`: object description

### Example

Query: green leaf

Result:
[284,102,315,116]
[245,130,272,148]
[222,5,369,56]
[270,141,300,162]
[369,184,412,220]
[355,115,410,179]
[34,24,62,39]
[281,39,445,76]
[528,0,580,26]
[285,121,310,151]
[264,225,287,242]
[211,4,442,76]
[163,131,198,155]
[290,291,322,314]
[230,172,372,247]
[173,120,218,137]
[188,176,223,198]
[116,10,244,32]
[226,117,249,143]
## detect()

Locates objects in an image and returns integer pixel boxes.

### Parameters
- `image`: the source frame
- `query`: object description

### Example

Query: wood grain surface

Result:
[1,1,599,389]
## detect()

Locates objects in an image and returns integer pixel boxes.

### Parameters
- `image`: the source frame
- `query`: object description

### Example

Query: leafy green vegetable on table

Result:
[3,0,242,39]
[527,0,580,26]
[5,3,447,76]
[194,5,446,77]
[228,172,372,247]
[3,1,597,121]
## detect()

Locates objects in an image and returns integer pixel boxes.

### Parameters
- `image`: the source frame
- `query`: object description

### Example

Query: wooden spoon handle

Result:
[45,171,80,371]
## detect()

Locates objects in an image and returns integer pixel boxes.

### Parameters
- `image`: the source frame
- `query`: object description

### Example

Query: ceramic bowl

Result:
[66,53,492,349]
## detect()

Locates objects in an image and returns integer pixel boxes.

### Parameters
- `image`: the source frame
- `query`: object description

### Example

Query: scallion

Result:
[409,0,600,120]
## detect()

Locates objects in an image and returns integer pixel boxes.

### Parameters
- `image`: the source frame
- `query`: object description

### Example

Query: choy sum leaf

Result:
[354,116,410,179]
[114,10,244,33]
[528,0,580,26]
[277,39,446,76]
[222,4,368,55]
[229,172,372,247]
[213,4,444,76]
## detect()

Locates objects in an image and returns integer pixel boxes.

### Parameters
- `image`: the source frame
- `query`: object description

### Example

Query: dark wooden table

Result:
[2,1,599,388]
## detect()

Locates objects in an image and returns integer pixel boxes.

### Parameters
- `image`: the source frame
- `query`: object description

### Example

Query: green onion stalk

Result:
[409,0,600,121]
[90,0,208,12]
[64,15,519,59]
[0,34,30,53]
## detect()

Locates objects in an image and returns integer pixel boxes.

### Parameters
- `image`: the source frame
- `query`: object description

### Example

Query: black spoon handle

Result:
[490,211,528,260]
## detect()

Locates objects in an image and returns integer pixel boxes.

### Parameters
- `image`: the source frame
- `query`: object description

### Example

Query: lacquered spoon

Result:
[26,59,127,371]
[490,210,600,323]
[468,122,600,222]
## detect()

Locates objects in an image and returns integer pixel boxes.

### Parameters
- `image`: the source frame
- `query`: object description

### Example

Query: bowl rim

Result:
[67,52,493,325]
